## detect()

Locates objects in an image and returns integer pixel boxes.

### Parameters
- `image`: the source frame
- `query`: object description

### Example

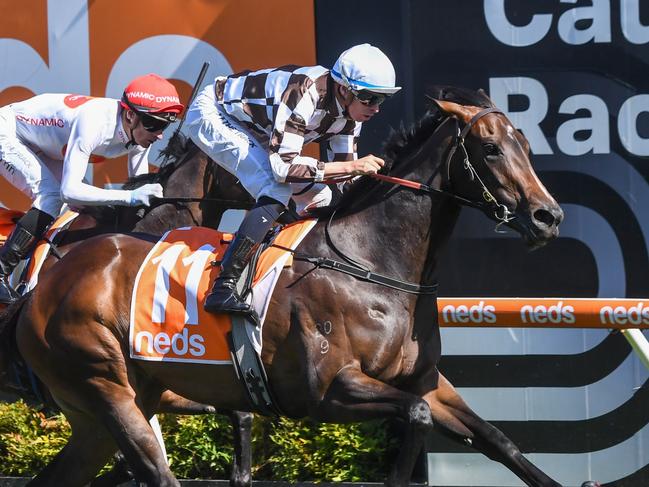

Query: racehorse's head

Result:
[431,97,563,248]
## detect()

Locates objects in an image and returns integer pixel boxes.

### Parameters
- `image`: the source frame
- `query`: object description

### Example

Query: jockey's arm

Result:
[269,104,383,183]
[60,144,133,206]
[269,143,384,182]
[60,115,136,206]
[323,155,385,178]
[322,125,384,178]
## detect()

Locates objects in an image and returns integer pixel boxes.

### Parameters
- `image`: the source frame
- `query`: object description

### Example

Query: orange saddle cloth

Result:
[0,208,24,245]
[0,209,78,292]
[129,220,316,364]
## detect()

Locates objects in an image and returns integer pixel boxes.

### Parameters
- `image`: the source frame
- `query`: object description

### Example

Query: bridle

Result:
[443,107,515,224]
[370,107,515,226]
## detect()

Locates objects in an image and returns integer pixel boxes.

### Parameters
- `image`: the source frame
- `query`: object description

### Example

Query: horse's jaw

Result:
[507,199,563,250]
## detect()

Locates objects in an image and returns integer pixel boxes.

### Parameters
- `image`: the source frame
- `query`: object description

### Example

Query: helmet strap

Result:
[336,85,354,119]
[124,109,139,149]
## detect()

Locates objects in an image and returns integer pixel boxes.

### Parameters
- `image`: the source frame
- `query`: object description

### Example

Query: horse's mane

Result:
[79,133,194,223]
[310,85,493,219]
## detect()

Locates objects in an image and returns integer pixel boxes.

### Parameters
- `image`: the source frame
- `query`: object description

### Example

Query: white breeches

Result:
[185,85,331,213]
[0,106,63,217]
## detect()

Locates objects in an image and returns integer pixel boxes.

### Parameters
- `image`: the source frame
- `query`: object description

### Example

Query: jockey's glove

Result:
[130,183,164,207]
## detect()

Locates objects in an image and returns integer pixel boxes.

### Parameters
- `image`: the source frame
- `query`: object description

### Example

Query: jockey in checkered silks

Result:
[185,44,401,316]
[0,74,184,304]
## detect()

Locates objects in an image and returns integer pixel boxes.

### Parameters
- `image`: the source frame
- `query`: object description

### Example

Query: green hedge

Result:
[0,401,397,482]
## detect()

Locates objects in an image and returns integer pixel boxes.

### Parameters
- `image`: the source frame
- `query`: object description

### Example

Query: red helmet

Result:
[120,73,184,122]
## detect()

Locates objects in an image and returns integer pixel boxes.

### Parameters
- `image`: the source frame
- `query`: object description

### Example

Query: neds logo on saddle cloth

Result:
[129,221,316,364]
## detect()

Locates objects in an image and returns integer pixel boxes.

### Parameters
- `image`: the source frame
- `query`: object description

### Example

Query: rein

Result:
[153,196,254,209]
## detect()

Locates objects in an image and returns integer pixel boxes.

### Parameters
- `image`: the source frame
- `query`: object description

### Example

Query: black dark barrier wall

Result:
[316,1,649,485]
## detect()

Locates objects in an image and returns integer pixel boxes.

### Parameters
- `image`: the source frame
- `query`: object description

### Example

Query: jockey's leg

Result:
[0,128,61,304]
[291,182,333,214]
[0,207,54,304]
[204,196,284,314]
[187,86,292,315]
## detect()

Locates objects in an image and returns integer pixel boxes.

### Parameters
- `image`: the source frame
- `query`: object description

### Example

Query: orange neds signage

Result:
[438,298,649,329]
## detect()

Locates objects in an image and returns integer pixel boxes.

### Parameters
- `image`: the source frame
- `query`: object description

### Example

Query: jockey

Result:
[0,73,184,304]
[185,43,401,315]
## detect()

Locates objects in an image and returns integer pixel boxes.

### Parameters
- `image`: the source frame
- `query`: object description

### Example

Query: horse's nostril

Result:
[533,208,557,227]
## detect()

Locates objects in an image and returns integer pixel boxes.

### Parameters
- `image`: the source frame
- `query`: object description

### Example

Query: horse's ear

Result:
[428,98,473,123]
[477,88,496,107]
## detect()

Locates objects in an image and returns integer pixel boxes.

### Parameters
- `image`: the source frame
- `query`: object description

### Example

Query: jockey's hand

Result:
[347,155,385,176]
[130,183,163,207]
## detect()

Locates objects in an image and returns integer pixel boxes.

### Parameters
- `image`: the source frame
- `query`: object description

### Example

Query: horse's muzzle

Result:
[524,202,564,247]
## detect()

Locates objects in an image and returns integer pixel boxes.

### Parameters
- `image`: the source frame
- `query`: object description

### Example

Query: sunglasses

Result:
[140,113,172,132]
[351,89,389,106]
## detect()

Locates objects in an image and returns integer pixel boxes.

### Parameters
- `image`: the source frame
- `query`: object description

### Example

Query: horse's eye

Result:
[482,143,501,157]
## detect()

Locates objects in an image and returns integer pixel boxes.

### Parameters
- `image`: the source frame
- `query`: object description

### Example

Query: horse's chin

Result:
[524,236,549,251]
[514,219,555,251]
[521,224,559,250]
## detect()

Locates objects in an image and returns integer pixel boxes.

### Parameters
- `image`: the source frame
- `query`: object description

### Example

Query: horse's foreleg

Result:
[158,391,253,487]
[28,411,116,487]
[222,410,253,487]
[424,372,561,487]
[313,365,433,487]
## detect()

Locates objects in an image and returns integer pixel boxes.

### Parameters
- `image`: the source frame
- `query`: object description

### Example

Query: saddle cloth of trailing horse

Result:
[129,220,317,364]
[0,208,25,244]
[0,209,79,292]
[24,210,79,291]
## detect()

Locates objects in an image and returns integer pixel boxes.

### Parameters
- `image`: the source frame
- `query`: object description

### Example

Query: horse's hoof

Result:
[230,474,252,487]
[581,482,601,487]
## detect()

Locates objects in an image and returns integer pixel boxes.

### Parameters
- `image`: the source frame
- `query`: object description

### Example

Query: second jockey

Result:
[0,73,184,304]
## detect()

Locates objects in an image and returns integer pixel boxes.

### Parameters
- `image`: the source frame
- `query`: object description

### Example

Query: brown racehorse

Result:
[0,136,255,487]
[4,87,600,487]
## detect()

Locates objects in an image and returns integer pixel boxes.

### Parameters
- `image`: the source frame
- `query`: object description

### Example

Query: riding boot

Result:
[0,225,38,304]
[204,232,259,314]
[0,208,54,305]
[204,197,285,315]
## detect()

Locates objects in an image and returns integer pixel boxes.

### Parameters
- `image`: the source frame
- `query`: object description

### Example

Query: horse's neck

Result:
[331,151,458,286]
